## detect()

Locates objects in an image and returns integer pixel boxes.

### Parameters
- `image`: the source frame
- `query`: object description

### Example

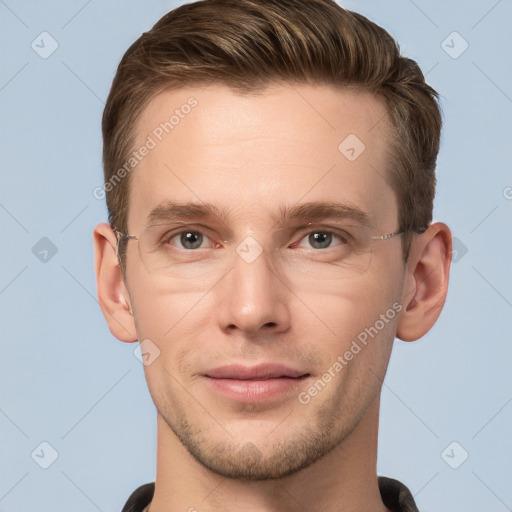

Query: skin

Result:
[94,83,452,512]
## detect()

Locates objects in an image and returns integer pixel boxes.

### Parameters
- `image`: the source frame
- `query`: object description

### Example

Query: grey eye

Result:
[179,231,204,249]
[308,232,332,249]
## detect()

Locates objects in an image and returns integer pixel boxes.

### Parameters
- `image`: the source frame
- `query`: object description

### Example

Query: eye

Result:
[166,230,214,250]
[295,230,350,250]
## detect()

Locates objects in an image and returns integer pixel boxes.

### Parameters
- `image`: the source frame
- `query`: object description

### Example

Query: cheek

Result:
[128,282,200,383]
[131,283,202,402]
[303,272,402,366]
[129,271,205,338]
[305,290,399,413]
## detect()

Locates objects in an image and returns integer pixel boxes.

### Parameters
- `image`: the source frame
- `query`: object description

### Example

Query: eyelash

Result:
[161,227,352,251]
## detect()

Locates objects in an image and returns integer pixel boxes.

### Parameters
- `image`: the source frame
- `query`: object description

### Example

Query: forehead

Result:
[128,83,397,231]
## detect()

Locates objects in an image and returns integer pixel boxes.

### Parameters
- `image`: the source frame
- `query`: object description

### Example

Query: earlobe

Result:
[93,222,138,343]
[396,222,452,342]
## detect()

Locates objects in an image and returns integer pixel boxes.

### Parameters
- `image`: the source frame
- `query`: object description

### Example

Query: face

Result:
[123,83,406,479]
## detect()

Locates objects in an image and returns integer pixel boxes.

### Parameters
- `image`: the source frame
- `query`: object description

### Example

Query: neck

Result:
[148,396,388,512]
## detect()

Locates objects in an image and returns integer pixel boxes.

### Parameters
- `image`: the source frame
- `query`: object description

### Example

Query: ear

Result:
[396,222,452,342]
[93,222,138,343]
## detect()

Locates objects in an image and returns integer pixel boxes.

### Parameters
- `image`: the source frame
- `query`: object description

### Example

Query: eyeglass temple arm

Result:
[372,225,428,241]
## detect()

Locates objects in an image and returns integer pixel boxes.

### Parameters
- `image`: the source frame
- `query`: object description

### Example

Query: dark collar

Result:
[122,476,419,512]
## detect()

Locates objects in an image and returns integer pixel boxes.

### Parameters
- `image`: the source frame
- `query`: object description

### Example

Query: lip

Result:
[204,364,310,403]
[205,363,308,380]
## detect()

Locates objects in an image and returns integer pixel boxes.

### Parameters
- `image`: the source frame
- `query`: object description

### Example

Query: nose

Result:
[215,242,291,338]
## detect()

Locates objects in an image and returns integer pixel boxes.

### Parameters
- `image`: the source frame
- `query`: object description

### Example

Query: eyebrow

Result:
[274,201,372,228]
[146,200,372,229]
[146,201,233,227]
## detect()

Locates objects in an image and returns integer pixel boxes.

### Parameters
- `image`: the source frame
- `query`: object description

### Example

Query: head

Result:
[95,0,451,481]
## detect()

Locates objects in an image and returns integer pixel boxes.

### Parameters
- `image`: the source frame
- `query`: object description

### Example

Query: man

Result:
[93,0,452,510]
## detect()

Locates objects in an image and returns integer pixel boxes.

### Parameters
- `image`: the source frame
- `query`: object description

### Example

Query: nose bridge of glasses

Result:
[232,234,280,276]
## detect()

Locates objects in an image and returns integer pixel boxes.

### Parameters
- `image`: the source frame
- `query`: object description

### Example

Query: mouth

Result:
[203,363,311,403]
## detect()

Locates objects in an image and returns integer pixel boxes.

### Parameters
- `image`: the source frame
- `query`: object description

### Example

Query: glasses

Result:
[114,221,414,287]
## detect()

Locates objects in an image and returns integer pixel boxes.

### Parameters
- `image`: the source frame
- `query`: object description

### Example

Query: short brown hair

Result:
[102,0,442,271]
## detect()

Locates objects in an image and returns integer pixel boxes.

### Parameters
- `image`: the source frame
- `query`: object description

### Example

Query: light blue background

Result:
[1,1,511,510]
